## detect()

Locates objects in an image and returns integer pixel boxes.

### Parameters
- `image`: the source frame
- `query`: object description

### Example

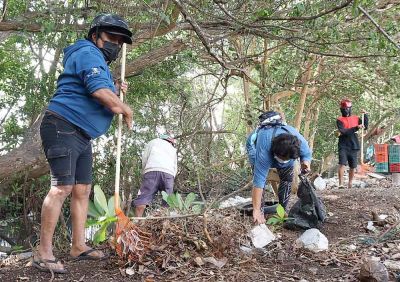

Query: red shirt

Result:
[336,115,368,150]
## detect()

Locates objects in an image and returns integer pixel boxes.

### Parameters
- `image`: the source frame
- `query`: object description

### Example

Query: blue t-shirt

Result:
[48,39,116,139]
[252,125,312,188]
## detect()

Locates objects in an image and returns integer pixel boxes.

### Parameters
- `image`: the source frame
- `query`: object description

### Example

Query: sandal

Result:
[32,258,67,274]
[71,248,108,261]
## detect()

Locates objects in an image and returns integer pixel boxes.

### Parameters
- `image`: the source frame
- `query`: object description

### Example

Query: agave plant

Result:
[86,185,117,244]
[161,191,203,214]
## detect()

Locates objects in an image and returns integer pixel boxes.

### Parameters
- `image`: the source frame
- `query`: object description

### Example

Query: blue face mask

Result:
[274,155,291,164]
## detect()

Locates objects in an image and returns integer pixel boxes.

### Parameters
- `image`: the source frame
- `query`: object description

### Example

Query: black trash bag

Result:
[238,201,278,216]
[284,174,326,230]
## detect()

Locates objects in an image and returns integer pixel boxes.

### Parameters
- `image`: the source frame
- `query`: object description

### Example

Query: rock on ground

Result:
[359,257,389,282]
[295,228,328,253]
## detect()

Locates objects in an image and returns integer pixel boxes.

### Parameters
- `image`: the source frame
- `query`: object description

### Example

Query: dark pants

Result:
[277,165,294,209]
[133,171,174,206]
[40,111,92,186]
[260,166,294,211]
[338,147,358,169]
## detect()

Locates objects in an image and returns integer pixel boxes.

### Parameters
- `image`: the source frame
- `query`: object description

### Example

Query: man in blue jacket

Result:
[34,14,133,273]
[250,111,312,224]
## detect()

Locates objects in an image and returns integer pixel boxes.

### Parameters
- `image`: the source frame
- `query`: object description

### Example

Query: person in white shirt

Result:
[133,134,177,216]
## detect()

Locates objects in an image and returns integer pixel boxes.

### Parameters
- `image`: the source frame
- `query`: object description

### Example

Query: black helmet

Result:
[88,13,133,44]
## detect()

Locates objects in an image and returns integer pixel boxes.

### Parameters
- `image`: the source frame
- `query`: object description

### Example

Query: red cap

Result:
[340,99,352,108]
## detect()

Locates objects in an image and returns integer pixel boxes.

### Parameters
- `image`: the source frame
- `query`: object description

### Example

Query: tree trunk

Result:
[308,106,320,151]
[293,56,316,130]
[243,68,253,134]
[303,112,312,141]
[0,113,48,195]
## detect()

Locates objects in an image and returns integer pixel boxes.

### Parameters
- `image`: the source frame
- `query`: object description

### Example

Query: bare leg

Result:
[348,168,355,188]
[135,205,146,217]
[37,185,72,270]
[338,165,345,187]
[70,184,103,258]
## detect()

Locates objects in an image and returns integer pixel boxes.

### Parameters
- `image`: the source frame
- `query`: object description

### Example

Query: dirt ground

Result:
[1,182,400,282]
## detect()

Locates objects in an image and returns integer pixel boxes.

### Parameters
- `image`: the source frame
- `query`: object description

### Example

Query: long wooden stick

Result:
[361,113,364,164]
[114,44,127,211]
[130,213,202,220]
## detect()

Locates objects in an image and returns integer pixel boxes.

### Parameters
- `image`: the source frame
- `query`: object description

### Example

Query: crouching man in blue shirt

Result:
[35,14,133,273]
[251,114,312,224]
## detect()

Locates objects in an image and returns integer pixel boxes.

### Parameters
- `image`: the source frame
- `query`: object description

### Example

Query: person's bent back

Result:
[251,120,312,225]
[133,135,178,217]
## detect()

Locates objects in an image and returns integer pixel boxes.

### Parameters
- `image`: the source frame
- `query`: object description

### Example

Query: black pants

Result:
[40,111,92,186]
[338,147,358,169]
[277,165,294,209]
[260,165,294,211]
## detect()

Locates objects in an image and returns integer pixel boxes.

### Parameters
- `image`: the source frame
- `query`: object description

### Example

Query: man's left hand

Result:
[114,80,128,96]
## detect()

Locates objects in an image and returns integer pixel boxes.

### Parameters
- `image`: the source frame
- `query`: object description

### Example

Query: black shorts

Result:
[40,111,92,186]
[338,147,358,169]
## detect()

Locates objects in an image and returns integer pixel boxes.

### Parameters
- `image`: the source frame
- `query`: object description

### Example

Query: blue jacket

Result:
[246,129,258,166]
[252,125,312,188]
[48,39,116,139]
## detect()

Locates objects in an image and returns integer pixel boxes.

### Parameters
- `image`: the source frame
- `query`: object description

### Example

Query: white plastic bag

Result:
[249,224,276,248]
[313,176,326,190]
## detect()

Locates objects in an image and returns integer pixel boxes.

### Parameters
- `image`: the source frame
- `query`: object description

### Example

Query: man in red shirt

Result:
[337,99,368,188]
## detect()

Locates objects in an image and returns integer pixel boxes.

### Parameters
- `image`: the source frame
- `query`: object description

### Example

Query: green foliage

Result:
[255,8,273,19]
[86,185,117,245]
[266,204,289,226]
[161,192,202,214]
[11,245,24,252]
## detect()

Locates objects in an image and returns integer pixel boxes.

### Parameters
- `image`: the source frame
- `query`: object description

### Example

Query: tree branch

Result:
[271,90,297,104]
[176,130,233,139]
[256,0,353,21]
[286,38,394,58]
[358,5,400,51]
[0,20,86,32]
[172,0,229,69]
[115,39,188,78]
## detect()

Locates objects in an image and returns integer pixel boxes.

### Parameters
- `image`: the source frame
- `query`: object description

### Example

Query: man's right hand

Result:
[253,209,265,224]
[92,88,133,127]
[300,161,311,174]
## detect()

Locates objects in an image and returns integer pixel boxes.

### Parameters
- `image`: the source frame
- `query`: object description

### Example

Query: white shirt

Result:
[142,138,178,176]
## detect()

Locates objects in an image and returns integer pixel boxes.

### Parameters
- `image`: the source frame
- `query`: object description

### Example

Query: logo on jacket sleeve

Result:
[86,67,101,79]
